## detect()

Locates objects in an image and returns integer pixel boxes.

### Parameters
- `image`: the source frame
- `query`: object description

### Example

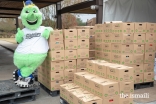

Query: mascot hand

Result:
[42,27,53,40]
[15,28,24,43]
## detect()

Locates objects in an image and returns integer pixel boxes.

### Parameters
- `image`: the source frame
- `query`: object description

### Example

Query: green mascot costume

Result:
[13,0,53,88]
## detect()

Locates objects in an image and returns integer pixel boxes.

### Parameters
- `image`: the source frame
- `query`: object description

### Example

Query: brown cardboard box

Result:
[89,42,95,50]
[133,54,144,64]
[50,50,64,61]
[49,30,63,41]
[95,51,102,59]
[102,33,112,43]
[134,73,144,84]
[78,39,89,49]
[88,26,95,36]
[103,95,119,104]
[89,50,95,58]
[77,58,88,69]
[146,33,155,43]
[89,35,95,42]
[77,68,86,72]
[144,52,155,63]
[111,44,133,54]
[64,69,76,79]
[102,43,111,53]
[47,70,64,81]
[145,43,155,53]
[95,33,103,43]
[123,22,135,33]
[103,23,112,33]
[119,94,133,104]
[133,33,145,44]
[64,79,74,83]
[101,52,111,62]
[95,63,107,78]
[46,80,64,91]
[146,23,156,33]
[77,29,89,39]
[144,72,154,82]
[77,94,103,104]
[49,40,64,51]
[64,29,77,40]
[128,64,144,73]
[144,63,154,72]
[111,22,123,33]
[107,66,134,82]
[77,49,89,59]
[95,43,102,51]
[64,60,76,69]
[134,23,146,33]
[95,24,103,33]
[47,61,64,71]
[119,82,134,94]
[65,50,77,60]
[133,44,144,54]
[64,40,77,50]
[111,33,121,43]
[86,61,98,74]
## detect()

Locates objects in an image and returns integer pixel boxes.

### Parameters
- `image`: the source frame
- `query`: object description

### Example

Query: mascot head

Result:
[21,0,42,30]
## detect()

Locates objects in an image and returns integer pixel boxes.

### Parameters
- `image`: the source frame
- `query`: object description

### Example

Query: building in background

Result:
[86,17,96,26]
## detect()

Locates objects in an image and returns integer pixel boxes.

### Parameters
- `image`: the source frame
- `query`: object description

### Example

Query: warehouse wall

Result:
[103,0,156,22]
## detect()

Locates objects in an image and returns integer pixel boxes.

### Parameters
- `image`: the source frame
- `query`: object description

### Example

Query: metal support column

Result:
[56,2,62,29]
[96,0,103,24]
[15,17,19,32]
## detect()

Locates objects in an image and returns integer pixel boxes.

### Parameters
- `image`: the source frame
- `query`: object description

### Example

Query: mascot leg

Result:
[13,52,47,87]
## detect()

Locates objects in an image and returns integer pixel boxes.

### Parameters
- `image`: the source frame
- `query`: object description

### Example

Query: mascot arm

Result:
[42,27,53,40]
[15,28,24,43]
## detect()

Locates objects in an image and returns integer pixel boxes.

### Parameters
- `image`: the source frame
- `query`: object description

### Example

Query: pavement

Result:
[0,40,156,104]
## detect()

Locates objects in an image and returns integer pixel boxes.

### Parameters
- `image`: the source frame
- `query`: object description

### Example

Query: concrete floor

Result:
[0,41,156,104]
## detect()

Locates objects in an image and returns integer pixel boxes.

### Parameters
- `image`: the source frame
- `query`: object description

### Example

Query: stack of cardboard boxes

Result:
[38,29,90,92]
[60,60,134,104]
[95,22,155,84]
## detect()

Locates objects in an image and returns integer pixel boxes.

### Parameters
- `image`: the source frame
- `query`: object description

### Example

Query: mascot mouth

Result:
[26,19,38,25]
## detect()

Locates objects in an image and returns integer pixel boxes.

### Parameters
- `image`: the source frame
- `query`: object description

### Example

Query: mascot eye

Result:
[26,10,29,13]
[33,10,37,13]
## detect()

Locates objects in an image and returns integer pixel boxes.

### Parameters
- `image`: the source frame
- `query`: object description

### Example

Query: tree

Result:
[76,17,86,26]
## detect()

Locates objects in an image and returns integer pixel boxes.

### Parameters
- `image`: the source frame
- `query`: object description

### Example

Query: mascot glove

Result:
[17,28,24,37]
[42,27,53,40]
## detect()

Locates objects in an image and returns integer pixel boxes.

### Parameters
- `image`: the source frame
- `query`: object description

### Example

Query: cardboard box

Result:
[144,52,155,63]
[134,23,146,33]
[133,54,144,64]
[89,50,95,58]
[89,35,95,42]
[119,82,134,94]
[128,64,143,73]
[102,43,111,52]
[78,39,89,49]
[103,23,112,33]
[47,70,64,81]
[89,42,95,50]
[134,73,144,84]
[146,23,156,33]
[133,44,144,54]
[77,94,102,104]
[95,24,103,33]
[86,61,98,74]
[103,95,119,104]
[95,33,103,43]
[49,30,63,41]
[95,51,102,59]
[64,79,74,83]
[77,58,88,69]
[77,68,86,72]
[77,29,89,39]
[119,94,133,104]
[47,61,64,71]
[111,22,123,33]
[123,22,135,33]
[88,27,95,36]
[101,52,111,62]
[146,33,155,43]
[111,44,133,54]
[144,72,154,82]
[46,80,64,91]
[144,63,154,72]
[50,50,64,61]
[65,50,77,60]
[95,63,107,78]
[133,33,145,44]
[64,40,77,50]
[49,40,64,51]
[107,66,134,82]
[64,29,77,40]
[64,60,76,69]
[102,33,112,43]
[145,43,155,53]
[95,43,102,51]
[77,49,89,59]
[64,69,76,79]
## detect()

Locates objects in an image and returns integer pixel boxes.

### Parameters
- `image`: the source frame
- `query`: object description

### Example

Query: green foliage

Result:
[76,17,86,26]
[42,19,56,28]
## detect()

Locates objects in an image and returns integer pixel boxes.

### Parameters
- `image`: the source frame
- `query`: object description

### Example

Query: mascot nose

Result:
[28,13,35,19]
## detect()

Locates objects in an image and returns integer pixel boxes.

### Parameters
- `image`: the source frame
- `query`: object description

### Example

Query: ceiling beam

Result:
[0,7,21,11]
[0,13,19,15]
[0,17,16,18]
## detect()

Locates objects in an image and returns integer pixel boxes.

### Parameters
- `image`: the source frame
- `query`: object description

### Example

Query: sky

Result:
[76,14,96,22]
